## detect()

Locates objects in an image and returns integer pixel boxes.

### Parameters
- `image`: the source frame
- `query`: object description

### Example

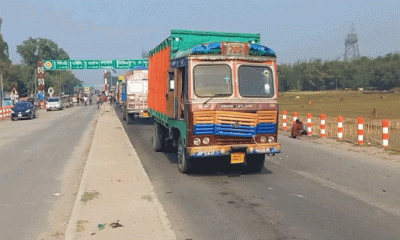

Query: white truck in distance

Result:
[123,69,149,121]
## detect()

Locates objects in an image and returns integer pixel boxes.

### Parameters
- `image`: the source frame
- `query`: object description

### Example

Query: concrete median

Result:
[65,104,176,240]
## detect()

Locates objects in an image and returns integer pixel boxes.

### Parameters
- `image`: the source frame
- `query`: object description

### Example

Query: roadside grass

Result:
[279,90,400,119]
[279,90,400,151]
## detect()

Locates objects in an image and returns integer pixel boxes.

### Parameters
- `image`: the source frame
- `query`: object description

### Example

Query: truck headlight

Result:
[260,136,267,143]
[11,110,14,114]
[203,137,210,145]
[25,109,31,113]
[194,138,201,146]
[268,136,275,143]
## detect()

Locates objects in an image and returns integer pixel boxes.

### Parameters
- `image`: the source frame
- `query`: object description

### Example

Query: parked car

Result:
[11,101,36,120]
[46,97,63,111]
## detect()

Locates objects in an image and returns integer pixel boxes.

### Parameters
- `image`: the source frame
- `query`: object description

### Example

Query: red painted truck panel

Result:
[148,46,171,115]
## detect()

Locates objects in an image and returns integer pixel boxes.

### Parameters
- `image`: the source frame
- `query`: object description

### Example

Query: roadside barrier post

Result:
[382,119,389,148]
[307,113,312,135]
[338,116,344,140]
[282,110,288,131]
[0,108,3,120]
[357,117,364,145]
[7,106,11,118]
[293,112,298,125]
[320,114,326,138]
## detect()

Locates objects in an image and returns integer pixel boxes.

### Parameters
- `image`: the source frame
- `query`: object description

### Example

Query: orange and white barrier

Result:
[338,115,344,140]
[320,114,326,138]
[358,117,364,145]
[7,106,11,117]
[0,106,14,120]
[382,119,389,148]
[293,112,298,125]
[282,110,288,131]
[307,113,312,135]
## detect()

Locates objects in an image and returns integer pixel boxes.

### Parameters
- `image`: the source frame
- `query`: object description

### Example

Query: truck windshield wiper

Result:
[203,93,228,105]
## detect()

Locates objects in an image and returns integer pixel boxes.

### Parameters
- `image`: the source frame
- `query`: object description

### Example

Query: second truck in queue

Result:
[123,68,149,121]
[148,29,281,173]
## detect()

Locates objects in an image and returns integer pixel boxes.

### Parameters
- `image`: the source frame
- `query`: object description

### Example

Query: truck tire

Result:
[153,122,165,152]
[246,154,265,173]
[177,138,192,173]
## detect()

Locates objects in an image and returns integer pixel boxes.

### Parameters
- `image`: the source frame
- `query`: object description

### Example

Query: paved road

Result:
[115,105,400,240]
[0,105,98,240]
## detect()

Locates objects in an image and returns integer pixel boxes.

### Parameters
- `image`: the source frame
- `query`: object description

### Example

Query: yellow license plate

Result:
[231,153,245,164]
[142,112,149,118]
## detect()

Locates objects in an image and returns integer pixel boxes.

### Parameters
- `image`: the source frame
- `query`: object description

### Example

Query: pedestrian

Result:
[291,119,307,138]
[97,95,101,109]
[89,97,92,105]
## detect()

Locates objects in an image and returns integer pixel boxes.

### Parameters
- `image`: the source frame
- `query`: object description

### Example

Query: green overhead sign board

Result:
[43,59,148,70]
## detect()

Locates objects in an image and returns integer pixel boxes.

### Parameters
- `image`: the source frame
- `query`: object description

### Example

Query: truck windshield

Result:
[238,66,274,98]
[127,82,144,94]
[193,65,232,97]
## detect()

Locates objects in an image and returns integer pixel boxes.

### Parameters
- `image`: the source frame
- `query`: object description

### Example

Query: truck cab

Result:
[149,30,281,173]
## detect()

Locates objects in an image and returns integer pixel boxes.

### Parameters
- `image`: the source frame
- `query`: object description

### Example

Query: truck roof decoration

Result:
[173,42,276,59]
[149,29,260,58]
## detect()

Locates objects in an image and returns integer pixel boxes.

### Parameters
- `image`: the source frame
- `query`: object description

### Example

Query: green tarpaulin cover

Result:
[149,29,260,59]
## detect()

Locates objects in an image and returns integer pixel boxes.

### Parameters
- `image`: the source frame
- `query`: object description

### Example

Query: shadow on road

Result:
[162,152,273,177]
[113,104,274,177]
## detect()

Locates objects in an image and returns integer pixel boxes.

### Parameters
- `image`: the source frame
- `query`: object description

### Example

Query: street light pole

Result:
[1,74,3,109]
[335,79,338,91]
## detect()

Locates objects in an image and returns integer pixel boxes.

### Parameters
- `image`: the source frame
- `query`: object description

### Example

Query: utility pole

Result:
[335,79,338,91]
[1,74,3,109]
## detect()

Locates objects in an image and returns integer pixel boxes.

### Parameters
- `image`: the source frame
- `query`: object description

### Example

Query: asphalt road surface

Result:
[115,105,400,240]
[0,105,97,240]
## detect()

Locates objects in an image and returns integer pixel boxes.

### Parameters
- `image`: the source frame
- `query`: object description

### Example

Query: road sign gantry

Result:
[43,59,148,70]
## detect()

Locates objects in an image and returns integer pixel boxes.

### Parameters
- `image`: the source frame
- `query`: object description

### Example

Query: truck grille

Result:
[215,124,256,137]
[193,110,276,136]
[216,111,257,126]
[257,111,277,123]
[216,136,254,145]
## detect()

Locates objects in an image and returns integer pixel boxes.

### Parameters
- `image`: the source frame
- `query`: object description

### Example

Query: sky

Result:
[1,0,399,86]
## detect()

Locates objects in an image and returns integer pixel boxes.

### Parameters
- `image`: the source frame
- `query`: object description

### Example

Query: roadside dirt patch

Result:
[80,191,100,203]
[280,130,400,163]
[76,220,89,233]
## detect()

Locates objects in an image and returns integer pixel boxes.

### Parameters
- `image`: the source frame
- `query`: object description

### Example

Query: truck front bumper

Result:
[126,109,149,118]
[187,143,281,158]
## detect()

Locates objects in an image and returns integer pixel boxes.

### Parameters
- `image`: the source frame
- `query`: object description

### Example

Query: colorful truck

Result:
[148,29,281,173]
[122,68,149,121]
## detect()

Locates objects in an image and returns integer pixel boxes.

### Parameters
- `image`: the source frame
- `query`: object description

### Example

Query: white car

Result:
[46,97,63,111]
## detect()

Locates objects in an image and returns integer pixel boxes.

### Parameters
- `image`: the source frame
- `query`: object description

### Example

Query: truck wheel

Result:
[246,154,265,173]
[177,138,192,173]
[126,113,132,123]
[153,122,165,152]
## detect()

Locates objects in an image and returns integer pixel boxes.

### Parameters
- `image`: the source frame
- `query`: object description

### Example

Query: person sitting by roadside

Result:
[291,119,307,138]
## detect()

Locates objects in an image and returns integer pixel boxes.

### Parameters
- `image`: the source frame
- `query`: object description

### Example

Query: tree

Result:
[14,37,79,96]
[17,37,69,67]
[0,18,10,64]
